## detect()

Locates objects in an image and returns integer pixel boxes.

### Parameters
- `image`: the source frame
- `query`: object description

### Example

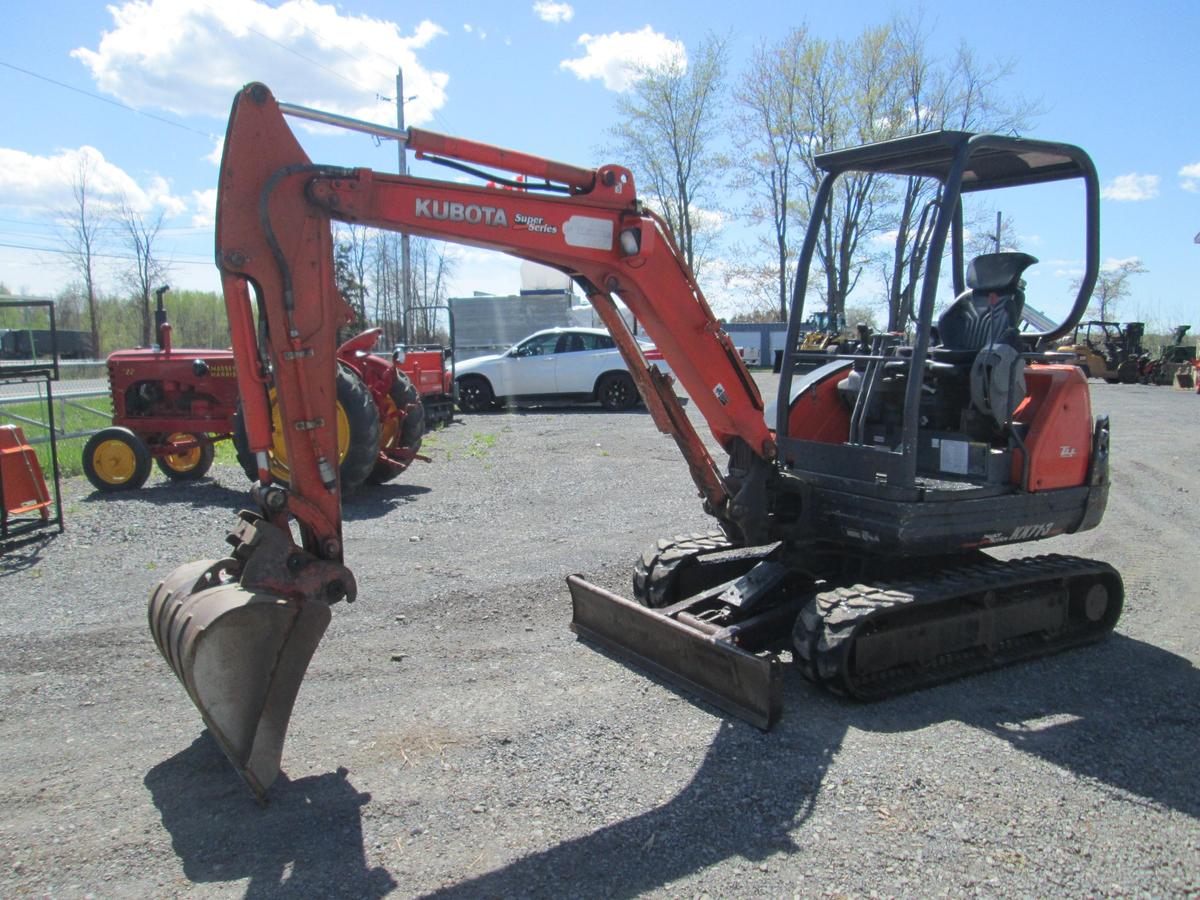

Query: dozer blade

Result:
[149,558,331,800]
[568,575,782,730]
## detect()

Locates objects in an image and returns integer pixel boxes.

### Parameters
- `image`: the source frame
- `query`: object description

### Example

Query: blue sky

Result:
[0,0,1196,330]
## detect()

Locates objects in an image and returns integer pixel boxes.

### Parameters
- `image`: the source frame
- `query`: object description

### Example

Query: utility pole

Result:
[396,68,412,347]
[994,211,1002,253]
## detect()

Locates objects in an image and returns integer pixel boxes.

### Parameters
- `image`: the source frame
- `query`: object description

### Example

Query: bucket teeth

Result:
[149,561,331,799]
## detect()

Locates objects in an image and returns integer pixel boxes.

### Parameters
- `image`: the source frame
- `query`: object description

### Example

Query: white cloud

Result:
[533,1,574,23]
[191,188,218,227]
[560,26,685,93]
[1101,255,1142,272]
[205,136,224,166]
[1100,173,1159,202]
[1179,162,1200,193]
[72,0,450,127]
[0,145,183,215]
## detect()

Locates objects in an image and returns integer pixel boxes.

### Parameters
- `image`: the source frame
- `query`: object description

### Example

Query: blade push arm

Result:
[217,83,774,556]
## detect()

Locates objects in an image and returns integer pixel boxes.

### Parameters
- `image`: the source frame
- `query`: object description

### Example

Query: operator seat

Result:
[937,252,1038,354]
[934,251,1039,427]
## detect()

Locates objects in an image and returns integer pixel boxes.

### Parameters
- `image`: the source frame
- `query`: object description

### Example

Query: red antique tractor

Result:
[82,287,441,492]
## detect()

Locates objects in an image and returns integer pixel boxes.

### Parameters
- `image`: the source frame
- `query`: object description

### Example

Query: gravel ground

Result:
[0,373,1197,898]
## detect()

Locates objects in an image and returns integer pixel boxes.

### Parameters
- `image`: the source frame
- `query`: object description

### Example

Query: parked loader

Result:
[1141,325,1195,386]
[148,84,1122,799]
[1057,320,1145,383]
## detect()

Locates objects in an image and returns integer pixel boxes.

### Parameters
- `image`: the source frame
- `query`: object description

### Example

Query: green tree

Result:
[879,16,1036,330]
[608,34,729,279]
[1076,259,1148,322]
[790,25,900,326]
[732,28,810,321]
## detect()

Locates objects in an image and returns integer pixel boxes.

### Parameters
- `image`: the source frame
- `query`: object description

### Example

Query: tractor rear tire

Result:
[155,432,215,481]
[231,365,381,493]
[367,371,425,485]
[83,426,152,492]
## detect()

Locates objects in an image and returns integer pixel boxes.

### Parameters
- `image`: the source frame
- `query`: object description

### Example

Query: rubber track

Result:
[632,531,731,608]
[793,554,1122,700]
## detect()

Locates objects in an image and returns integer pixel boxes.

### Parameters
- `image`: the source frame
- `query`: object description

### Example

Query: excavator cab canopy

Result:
[777,130,1101,489]
[810,130,1100,344]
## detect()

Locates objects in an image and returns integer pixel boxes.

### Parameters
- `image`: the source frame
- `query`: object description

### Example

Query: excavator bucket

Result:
[148,557,331,800]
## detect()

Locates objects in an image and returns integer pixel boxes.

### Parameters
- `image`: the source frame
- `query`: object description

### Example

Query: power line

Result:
[241,23,371,95]
[0,216,211,236]
[0,240,213,266]
[0,60,220,141]
[274,6,398,86]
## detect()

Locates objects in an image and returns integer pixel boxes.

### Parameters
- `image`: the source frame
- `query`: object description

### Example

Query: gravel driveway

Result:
[1,373,1196,897]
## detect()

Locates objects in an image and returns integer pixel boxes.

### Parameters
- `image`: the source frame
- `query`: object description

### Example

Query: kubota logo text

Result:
[415,198,509,227]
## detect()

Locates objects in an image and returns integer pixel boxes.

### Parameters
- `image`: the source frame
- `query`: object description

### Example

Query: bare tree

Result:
[733,28,810,321]
[608,34,729,278]
[407,237,456,343]
[965,209,1021,260]
[120,202,169,347]
[1074,259,1148,321]
[370,230,402,345]
[59,155,107,355]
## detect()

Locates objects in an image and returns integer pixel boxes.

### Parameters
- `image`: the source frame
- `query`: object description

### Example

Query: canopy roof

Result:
[815,131,1093,191]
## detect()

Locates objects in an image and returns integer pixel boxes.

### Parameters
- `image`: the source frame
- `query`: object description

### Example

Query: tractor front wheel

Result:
[155,432,215,481]
[83,427,152,492]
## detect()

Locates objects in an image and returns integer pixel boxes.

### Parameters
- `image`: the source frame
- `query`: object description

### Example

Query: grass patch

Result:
[0,394,112,479]
[0,393,241,481]
[463,432,498,459]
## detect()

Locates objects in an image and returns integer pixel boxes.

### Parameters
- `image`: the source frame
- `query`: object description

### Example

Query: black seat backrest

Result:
[937,252,1039,352]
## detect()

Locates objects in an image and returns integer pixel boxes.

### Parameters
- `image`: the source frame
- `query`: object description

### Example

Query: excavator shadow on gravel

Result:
[149,83,1120,799]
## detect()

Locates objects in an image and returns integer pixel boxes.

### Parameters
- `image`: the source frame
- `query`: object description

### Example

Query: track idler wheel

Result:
[148,515,354,799]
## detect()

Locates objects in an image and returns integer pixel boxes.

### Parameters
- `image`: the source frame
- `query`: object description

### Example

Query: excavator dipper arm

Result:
[150,83,774,797]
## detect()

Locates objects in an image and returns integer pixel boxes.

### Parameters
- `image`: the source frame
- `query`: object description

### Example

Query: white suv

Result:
[454,327,671,411]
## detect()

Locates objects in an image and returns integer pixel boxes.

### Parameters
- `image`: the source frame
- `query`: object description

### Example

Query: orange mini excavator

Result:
[150,84,1120,798]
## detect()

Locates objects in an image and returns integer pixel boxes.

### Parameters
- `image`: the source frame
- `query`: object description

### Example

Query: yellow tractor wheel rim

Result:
[267,388,352,481]
[161,432,202,472]
[377,394,400,450]
[93,439,137,484]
